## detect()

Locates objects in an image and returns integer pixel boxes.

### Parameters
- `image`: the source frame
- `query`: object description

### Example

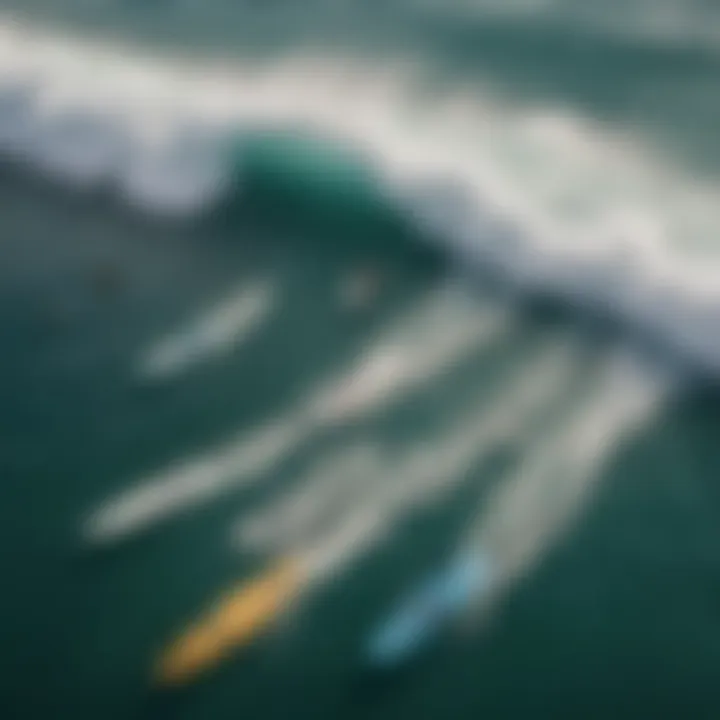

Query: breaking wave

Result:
[2,15,720,377]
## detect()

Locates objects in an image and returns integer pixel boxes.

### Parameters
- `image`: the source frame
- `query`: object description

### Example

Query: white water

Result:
[237,337,589,581]
[234,442,387,552]
[82,407,313,544]
[458,345,675,623]
[84,282,510,544]
[137,278,275,381]
[2,17,720,375]
[309,283,512,423]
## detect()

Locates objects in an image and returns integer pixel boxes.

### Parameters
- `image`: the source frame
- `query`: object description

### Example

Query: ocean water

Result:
[1,3,720,719]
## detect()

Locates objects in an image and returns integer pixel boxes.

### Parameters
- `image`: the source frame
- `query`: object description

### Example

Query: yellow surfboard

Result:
[154,557,303,686]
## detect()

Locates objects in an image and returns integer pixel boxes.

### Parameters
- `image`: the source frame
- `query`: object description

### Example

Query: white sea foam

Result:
[279,338,586,579]
[84,281,509,545]
[234,443,387,552]
[83,407,312,544]
[137,278,275,381]
[2,16,720,374]
[461,344,674,620]
[310,284,512,423]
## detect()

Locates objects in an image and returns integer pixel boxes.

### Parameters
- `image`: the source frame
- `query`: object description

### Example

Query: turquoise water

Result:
[2,3,720,719]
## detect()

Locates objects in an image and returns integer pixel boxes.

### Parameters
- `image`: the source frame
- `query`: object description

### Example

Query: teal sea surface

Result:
[1,2,720,718]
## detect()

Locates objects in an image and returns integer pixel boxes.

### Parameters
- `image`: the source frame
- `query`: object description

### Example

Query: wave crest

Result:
[1,16,720,375]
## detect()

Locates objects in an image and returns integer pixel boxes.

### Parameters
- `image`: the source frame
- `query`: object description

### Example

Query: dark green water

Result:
[2,2,720,718]
[1,165,719,719]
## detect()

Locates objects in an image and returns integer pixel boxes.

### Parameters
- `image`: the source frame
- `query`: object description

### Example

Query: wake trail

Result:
[360,344,676,669]
[462,343,676,620]
[136,278,275,382]
[83,282,510,545]
[261,336,589,581]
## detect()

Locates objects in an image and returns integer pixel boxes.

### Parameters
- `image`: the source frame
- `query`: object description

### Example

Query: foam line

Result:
[2,17,720,372]
[234,443,386,552]
[310,285,512,423]
[83,282,508,545]
[150,336,588,679]
[463,344,674,616]
[137,279,275,381]
[364,345,674,668]
[302,338,585,579]
[83,409,311,544]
